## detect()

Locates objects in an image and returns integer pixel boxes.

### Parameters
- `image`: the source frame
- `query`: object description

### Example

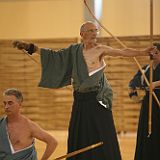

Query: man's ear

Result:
[80,32,83,37]
[18,102,22,107]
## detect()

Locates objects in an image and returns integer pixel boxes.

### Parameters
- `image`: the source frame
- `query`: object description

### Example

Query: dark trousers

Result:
[67,91,121,160]
[134,91,160,160]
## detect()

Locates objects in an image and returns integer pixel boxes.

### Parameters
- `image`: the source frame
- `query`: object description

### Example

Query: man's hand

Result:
[12,40,29,50]
[12,40,38,55]
[145,46,158,57]
[152,81,160,90]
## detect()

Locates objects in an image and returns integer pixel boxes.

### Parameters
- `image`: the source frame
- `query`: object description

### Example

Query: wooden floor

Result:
[35,131,137,160]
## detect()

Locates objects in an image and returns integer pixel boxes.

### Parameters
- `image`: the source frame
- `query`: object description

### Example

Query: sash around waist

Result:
[73,91,98,101]
[0,145,36,159]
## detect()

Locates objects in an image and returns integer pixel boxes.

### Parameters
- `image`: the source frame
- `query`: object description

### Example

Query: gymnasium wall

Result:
[0,0,159,39]
[0,35,159,132]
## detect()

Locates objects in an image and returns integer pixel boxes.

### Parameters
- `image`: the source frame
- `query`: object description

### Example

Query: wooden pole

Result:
[148,0,153,136]
[53,142,103,160]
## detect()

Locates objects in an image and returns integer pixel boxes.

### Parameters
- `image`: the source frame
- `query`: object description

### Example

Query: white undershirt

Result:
[89,60,107,108]
[89,60,106,76]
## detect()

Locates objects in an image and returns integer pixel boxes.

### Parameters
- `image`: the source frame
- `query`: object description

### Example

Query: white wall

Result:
[0,0,84,39]
[0,0,159,39]
[101,0,160,36]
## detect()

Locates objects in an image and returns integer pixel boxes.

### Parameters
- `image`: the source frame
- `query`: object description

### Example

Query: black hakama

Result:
[67,91,121,160]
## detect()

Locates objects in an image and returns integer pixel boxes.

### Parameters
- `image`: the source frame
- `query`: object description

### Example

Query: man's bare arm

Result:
[30,121,58,160]
[96,45,156,57]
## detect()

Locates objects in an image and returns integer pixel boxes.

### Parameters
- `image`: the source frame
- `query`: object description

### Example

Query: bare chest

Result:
[83,49,103,72]
[7,123,31,146]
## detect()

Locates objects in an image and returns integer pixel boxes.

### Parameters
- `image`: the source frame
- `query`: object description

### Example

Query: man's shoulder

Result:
[22,115,32,122]
[22,116,39,128]
[20,116,39,133]
[21,115,34,126]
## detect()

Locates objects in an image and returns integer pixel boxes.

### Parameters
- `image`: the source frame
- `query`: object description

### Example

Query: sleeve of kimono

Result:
[38,46,73,88]
[129,71,142,89]
[129,65,148,89]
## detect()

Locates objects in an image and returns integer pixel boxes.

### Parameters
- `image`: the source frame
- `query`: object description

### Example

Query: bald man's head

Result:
[80,21,98,33]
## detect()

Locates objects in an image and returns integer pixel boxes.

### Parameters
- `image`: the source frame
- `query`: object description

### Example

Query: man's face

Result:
[3,95,21,116]
[80,23,99,43]
[153,50,160,64]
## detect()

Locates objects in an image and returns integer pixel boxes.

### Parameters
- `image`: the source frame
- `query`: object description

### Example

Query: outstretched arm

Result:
[12,40,40,55]
[30,121,58,160]
[96,45,157,57]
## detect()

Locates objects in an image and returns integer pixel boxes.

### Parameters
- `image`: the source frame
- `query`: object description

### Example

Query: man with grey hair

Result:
[12,21,157,160]
[0,88,58,160]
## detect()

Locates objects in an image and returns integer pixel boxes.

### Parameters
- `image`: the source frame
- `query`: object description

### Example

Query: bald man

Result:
[13,21,157,160]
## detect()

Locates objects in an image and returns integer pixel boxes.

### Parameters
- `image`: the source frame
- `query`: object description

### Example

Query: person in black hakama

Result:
[129,42,160,160]
[13,21,156,160]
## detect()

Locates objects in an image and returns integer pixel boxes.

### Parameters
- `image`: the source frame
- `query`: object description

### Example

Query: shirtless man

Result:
[12,21,157,160]
[0,88,57,160]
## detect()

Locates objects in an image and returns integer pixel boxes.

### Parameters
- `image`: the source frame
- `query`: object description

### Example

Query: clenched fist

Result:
[12,40,38,55]
[12,40,29,50]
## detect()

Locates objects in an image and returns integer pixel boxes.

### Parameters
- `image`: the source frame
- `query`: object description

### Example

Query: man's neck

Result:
[7,114,22,123]
[83,42,97,50]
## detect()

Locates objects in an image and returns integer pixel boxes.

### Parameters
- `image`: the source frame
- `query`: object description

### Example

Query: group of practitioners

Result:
[0,21,160,160]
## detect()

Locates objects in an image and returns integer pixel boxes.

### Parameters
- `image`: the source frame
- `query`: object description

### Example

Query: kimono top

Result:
[0,117,37,160]
[39,43,113,109]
